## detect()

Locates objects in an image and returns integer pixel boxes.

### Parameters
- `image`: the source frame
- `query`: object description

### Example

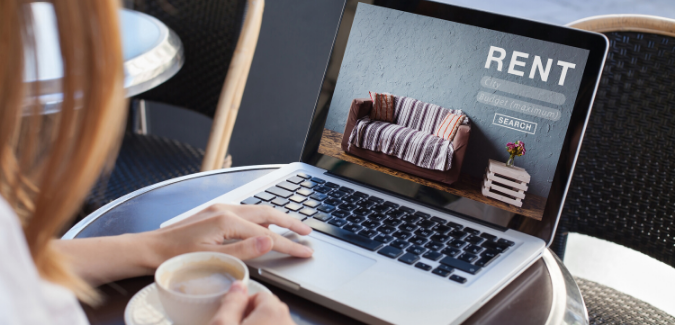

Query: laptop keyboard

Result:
[241,173,515,284]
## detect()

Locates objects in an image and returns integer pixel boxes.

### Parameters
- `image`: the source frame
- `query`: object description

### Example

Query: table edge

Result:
[62,164,285,240]
[543,250,589,325]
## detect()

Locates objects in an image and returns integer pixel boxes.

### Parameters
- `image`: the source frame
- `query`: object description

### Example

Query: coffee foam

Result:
[160,257,244,296]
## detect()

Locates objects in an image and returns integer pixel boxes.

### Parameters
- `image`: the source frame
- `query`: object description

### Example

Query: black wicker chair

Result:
[551,15,675,325]
[85,0,264,213]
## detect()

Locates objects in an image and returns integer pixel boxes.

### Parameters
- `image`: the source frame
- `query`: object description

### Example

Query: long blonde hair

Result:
[0,0,126,302]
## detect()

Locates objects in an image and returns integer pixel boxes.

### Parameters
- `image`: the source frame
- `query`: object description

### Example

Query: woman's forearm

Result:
[53,232,162,286]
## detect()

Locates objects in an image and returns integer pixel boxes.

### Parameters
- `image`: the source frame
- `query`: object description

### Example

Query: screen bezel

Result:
[299,0,608,245]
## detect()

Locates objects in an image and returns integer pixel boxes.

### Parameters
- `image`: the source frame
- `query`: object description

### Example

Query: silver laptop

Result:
[163,1,608,324]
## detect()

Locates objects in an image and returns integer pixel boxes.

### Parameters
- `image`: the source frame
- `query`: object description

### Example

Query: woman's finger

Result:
[209,281,249,325]
[216,236,273,260]
[219,216,313,258]
[230,205,312,235]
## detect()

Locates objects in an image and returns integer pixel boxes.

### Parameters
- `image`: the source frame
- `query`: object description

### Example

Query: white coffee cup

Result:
[155,252,250,325]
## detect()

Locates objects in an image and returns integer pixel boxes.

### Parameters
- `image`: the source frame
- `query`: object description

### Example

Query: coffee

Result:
[165,259,241,296]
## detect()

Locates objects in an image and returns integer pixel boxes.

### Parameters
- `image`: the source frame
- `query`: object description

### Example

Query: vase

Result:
[506,154,515,167]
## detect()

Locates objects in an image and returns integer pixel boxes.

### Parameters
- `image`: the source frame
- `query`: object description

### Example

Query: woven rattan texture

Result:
[555,31,675,267]
[576,277,675,325]
[131,0,247,117]
[85,133,204,213]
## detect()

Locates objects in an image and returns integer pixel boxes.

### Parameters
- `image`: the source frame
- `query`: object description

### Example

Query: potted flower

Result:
[506,141,526,167]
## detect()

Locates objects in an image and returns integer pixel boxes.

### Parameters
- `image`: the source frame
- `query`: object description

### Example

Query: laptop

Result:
[162,1,608,324]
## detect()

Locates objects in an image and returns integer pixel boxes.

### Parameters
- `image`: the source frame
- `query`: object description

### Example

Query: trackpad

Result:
[248,233,376,292]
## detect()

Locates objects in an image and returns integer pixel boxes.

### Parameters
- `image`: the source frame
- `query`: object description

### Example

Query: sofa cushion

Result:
[394,96,466,135]
[433,113,465,141]
[368,92,396,122]
[348,117,455,171]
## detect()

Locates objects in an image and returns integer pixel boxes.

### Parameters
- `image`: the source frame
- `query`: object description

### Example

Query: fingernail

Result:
[256,236,272,253]
[230,281,246,293]
[303,245,314,255]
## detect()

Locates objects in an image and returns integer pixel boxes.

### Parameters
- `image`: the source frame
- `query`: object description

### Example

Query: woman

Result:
[0,1,311,324]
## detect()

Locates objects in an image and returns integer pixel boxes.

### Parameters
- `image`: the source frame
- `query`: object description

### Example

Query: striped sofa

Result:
[341,98,471,186]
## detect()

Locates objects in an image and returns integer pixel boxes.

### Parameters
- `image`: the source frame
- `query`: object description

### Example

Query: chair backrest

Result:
[554,15,675,267]
[131,0,264,170]
[132,0,247,117]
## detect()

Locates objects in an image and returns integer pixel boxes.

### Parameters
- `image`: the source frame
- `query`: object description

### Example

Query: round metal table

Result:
[26,2,183,113]
[63,165,588,325]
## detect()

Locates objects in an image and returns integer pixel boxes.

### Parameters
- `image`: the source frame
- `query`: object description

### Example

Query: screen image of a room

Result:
[317,3,589,221]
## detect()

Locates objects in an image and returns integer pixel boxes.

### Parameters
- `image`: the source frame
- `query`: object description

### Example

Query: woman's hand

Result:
[147,204,314,267]
[210,281,296,325]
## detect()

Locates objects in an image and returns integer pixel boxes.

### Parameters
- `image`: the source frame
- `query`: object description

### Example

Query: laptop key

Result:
[266,187,293,198]
[303,200,321,208]
[466,235,485,245]
[324,198,341,206]
[361,220,380,229]
[464,227,481,235]
[389,210,408,219]
[425,241,444,251]
[475,255,498,267]
[432,267,451,277]
[430,217,447,225]
[310,177,326,184]
[353,191,369,198]
[289,195,307,203]
[497,238,515,247]
[359,200,378,208]
[338,186,355,194]
[448,239,467,249]
[299,208,317,216]
[331,210,350,219]
[346,216,366,224]
[434,225,452,235]
[398,222,418,232]
[449,230,469,239]
[407,245,427,255]
[314,186,332,194]
[450,275,467,284]
[329,191,348,199]
[352,207,372,217]
[342,195,362,204]
[441,247,461,257]
[480,233,497,241]
[415,229,434,238]
[287,211,306,221]
[399,206,415,214]
[343,223,363,233]
[398,253,420,265]
[304,218,383,251]
[296,172,311,179]
[415,262,432,271]
[285,202,304,212]
[368,214,387,222]
[383,218,403,227]
[464,245,484,255]
[358,229,378,238]
[286,176,305,184]
[241,197,261,205]
[372,205,392,214]
[383,201,399,208]
[392,231,412,240]
[457,253,478,263]
[255,192,276,201]
[328,218,348,227]
[423,250,443,261]
[481,249,500,259]
[325,182,340,188]
[313,213,332,222]
[447,222,464,229]
[277,182,300,192]
[374,234,394,243]
[369,196,384,203]
[338,203,358,211]
[274,206,289,214]
[414,211,430,219]
[401,215,421,224]
[439,256,481,275]
[377,225,396,235]
[300,181,319,189]
[409,236,428,246]
[317,204,336,213]
[430,234,450,243]
[390,239,410,249]
[482,241,508,252]
[378,246,403,259]
[272,198,289,206]
[296,188,314,197]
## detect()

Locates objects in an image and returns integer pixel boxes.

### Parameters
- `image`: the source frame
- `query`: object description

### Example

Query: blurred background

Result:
[140,0,675,316]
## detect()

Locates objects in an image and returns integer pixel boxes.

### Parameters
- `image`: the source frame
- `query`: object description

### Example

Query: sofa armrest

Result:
[341,99,373,151]
[452,125,471,150]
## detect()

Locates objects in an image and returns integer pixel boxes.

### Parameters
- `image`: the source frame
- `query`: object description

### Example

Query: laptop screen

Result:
[301,0,607,244]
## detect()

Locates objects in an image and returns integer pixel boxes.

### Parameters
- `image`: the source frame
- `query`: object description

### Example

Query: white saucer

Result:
[124,280,271,325]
